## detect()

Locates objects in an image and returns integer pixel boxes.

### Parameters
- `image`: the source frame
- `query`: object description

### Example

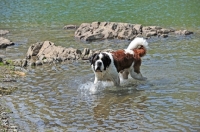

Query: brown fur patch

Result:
[111,46,146,73]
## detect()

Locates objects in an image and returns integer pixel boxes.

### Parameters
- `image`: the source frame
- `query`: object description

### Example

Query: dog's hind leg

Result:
[119,69,129,79]
[130,59,147,81]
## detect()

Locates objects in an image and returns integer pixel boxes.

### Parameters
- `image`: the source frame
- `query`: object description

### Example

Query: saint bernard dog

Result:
[89,37,148,86]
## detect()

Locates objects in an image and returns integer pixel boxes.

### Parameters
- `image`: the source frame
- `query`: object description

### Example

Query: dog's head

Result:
[89,53,111,72]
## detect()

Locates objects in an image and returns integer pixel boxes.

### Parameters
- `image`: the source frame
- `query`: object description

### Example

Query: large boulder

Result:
[75,22,142,41]
[0,37,14,48]
[26,41,82,66]
[75,22,193,41]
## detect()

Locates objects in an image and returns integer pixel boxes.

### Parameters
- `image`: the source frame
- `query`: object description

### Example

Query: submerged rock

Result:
[75,22,193,41]
[0,37,14,48]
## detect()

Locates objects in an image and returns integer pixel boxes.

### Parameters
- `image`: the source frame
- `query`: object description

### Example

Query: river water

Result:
[0,0,200,131]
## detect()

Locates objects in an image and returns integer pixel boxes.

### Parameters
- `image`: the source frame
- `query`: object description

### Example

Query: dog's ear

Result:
[102,53,111,70]
[89,53,98,65]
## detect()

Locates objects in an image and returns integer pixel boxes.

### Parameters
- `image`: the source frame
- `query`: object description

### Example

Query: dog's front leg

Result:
[110,72,120,86]
[94,76,98,84]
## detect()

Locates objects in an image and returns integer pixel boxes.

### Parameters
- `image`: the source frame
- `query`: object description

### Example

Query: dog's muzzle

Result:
[95,62,102,72]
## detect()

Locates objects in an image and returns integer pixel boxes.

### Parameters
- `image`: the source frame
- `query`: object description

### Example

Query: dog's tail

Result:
[127,37,148,57]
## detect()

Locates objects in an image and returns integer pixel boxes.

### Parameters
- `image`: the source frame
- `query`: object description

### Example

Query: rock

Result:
[75,22,139,41]
[14,71,26,76]
[134,24,142,33]
[81,48,91,60]
[0,57,2,62]
[13,59,22,66]
[85,32,104,41]
[149,26,162,30]
[21,59,27,67]
[0,30,9,35]
[75,22,194,41]
[36,60,43,65]
[14,66,27,73]
[0,37,14,48]
[26,42,43,59]
[82,48,90,56]
[161,34,168,38]
[3,60,9,65]
[26,41,82,65]
[91,21,100,29]
[9,125,18,132]
[146,31,157,37]
[161,28,170,34]
[175,30,193,35]
[63,25,79,30]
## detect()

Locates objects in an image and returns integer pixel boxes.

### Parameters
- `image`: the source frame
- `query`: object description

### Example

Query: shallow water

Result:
[1,34,200,131]
[1,0,200,131]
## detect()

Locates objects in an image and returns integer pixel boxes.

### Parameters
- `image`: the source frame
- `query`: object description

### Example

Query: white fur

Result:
[120,37,148,81]
[92,52,120,86]
[127,37,148,50]
[94,53,104,72]
[124,49,134,54]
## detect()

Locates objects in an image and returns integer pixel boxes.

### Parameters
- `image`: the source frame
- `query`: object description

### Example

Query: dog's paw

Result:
[136,76,147,81]
[131,72,147,81]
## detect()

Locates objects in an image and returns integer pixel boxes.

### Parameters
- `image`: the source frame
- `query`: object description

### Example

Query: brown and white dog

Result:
[89,37,148,86]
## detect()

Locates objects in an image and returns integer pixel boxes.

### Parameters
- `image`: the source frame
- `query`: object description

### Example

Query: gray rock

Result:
[75,22,194,41]
[8,125,18,132]
[0,57,2,62]
[13,59,22,66]
[161,28,170,34]
[21,59,27,67]
[26,41,82,65]
[75,22,139,41]
[82,48,90,56]
[0,37,14,48]
[161,34,168,38]
[63,25,79,30]
[28,61,36,66]
[26,42,43,59]
[146,31,157,37]
[175,30,193,35]
[134,24,142,33]
[36,60,43,65]
[0,30,9,35]
[85,32,104,41]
